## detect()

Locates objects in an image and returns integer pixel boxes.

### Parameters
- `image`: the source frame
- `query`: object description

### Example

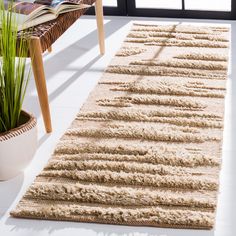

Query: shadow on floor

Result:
[23,17,131,120]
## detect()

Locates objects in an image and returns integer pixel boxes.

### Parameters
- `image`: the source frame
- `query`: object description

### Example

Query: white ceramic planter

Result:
[0,111,37,181]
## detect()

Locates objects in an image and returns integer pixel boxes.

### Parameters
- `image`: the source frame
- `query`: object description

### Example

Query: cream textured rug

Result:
[11,23,229,229]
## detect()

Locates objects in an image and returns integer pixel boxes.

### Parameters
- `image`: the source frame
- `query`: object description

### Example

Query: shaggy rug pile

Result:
[11,23,229,229]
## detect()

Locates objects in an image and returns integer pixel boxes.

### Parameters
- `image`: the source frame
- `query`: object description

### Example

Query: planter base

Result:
[0,111,37,181]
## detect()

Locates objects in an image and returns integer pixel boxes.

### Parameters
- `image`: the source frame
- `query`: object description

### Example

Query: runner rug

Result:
[11,23,230,229]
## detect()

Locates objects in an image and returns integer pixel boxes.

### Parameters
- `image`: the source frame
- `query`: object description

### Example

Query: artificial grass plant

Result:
[0,0,31,133]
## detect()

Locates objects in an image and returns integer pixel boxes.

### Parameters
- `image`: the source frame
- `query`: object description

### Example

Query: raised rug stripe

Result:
[97,94,207,109]
[106,65,227,79]
[39,169,218,191]
[173,53,228,61]
[45,159,218,176]
[11,201,215,229]
[129,59,227,71]
[52,152,220,168]
[65,123,219,143]
[126,38,228,48]
[127,32,229,42]
[24,182,216,209]
[110,80,225,98]
[77,110,223,128]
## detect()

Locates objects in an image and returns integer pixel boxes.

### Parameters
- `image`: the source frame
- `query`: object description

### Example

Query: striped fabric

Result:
[11,23,229,229]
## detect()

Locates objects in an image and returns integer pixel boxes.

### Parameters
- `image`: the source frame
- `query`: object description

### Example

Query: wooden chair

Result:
[25,0,104,133]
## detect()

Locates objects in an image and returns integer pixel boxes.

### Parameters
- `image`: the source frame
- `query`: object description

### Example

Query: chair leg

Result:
[29,37,52,133]
[48,46,52,53]
[95,0,105,55]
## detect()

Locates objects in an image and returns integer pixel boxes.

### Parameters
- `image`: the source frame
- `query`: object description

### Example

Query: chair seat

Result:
[18,0,96,54]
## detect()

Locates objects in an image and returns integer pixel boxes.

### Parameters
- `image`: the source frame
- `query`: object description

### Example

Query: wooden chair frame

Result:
[29,0,105,133]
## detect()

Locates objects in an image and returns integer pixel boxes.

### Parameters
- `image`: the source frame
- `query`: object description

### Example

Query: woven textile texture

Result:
[11,23,230,229]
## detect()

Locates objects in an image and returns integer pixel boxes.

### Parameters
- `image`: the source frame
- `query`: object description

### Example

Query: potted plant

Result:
[0,1,37,181]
